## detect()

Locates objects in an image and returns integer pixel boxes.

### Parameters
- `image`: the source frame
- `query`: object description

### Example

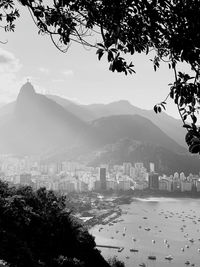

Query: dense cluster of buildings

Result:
[0,154,200,194]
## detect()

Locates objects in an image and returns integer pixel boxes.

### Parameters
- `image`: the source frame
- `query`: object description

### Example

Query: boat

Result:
[144,227,151,231]
[130,248,139,252]
[165,255,173,261]
[185,260,190,265]
[139,263,146,267]
[118,247,124,252]
[152,239,155,244]
[148,256,156,260]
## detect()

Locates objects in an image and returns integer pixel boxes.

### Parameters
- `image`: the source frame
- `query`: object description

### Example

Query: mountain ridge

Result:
[90,114,186,154]
[0,83,198,175]
[45,95,186,148]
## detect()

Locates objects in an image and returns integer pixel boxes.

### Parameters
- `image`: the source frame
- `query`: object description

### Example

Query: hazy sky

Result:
[0,3,191,119]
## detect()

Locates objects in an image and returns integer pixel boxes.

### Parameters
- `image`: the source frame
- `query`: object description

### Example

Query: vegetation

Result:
[108,257,125,267]
[0,180,111,267]
[1,0,200,154]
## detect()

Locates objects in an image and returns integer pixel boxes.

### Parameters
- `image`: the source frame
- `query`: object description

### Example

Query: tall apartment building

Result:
[148,172,159,189]
[123,162,132,176]
[99,167,107,191]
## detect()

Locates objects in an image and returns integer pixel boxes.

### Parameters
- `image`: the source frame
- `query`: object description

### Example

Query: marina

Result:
[90,197,200,267]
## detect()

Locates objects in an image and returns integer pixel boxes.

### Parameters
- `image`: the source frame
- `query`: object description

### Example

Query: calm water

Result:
[90,198,200,267]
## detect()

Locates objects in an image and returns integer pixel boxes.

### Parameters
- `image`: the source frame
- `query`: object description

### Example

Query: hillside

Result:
[0,95,187,149]
[0,83,199,175]
[0,82,94,155]
[86,100,186,148]
[46,94,95,121]
[86,139,200,175]
[90,114,186,154]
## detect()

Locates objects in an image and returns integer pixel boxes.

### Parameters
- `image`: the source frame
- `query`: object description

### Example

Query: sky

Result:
[0,3,191,119]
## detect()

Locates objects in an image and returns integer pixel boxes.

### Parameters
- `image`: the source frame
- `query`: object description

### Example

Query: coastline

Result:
[75,189,200,230]
[120,188,200,199]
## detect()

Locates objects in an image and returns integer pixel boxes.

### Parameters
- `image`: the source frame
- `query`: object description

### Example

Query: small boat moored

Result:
[130,248,139,252]
[148,256,156,260]
[165,255,173,261]
[185,260,190,265]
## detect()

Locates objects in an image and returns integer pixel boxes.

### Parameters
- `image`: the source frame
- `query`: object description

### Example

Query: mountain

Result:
[0,83,199,175]
[90,114,186,154]
[0,82,95,155]
[86,100,186,148]
[46,94,95,121]
[0,96,187,149]
[43,96,187,148]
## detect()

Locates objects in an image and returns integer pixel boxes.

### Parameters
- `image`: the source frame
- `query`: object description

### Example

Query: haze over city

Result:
[1,2,200,267]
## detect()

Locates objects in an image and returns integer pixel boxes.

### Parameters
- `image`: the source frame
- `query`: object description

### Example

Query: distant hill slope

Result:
[0,101,15,119]
[86,100,186,148]
[86,139,199,176]
[0,82,94,155]
[46,94,95,121]
[44,96,187,148]
[0,96,186,149]
[0,84,199,175]
[90,114,186,154]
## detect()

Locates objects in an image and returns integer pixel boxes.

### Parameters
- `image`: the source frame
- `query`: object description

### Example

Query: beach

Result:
[90,197,200,267]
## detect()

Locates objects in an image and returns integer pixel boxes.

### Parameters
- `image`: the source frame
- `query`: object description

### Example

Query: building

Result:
[148,173,159,189]
[123,162,132,176]
[117,179,131,191]
[106,180,117,191]
[20,173,32,186]
[94,180,101,191]
[196,180,200,192]
[135,162,144,169]
[180,181,192,192]
[149,162,155,172]
[135,181,148,190]
[159,178,172,191]
[172,180,181,192]
[99,167,107,191]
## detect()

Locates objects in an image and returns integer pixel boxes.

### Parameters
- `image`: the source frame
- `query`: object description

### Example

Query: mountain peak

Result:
[114,100,131,106]
[18,81,36,99]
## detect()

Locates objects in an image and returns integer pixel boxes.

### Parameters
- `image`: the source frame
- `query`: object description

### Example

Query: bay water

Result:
[90,197,200,267]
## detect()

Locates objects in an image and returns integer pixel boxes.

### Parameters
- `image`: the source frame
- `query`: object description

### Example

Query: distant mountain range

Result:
[47,95,186,148]
[0,82,199,175]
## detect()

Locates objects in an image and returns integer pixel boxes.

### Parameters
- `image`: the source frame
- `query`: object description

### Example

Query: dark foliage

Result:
[0,181,110,267]
[108,257,125,267]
